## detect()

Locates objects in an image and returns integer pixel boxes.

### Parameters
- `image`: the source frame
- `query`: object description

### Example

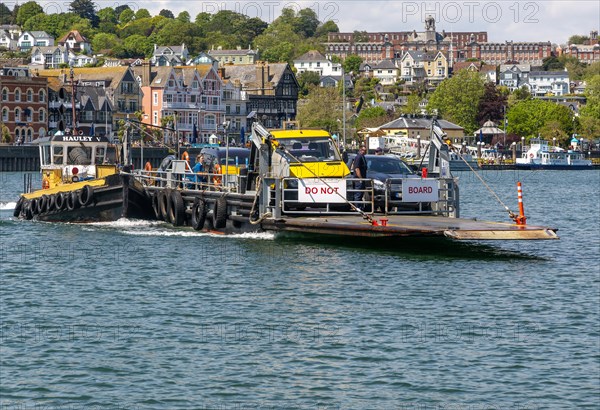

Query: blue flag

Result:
[479,129,483,142]
[90,122,95,136]
[240,126,245,145]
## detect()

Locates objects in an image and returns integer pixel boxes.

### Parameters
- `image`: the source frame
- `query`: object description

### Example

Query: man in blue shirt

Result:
[192,154,206,185]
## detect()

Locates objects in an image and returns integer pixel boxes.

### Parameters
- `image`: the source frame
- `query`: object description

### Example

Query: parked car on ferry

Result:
[346,153,417,210]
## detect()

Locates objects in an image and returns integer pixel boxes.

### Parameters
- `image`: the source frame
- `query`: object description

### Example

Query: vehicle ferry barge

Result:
[132,119,558,241]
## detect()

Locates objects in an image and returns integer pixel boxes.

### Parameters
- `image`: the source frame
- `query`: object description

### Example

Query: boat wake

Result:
[0,201,17,211]
[82,218,275,240]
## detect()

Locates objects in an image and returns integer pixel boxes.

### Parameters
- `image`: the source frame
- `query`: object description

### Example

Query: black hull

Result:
[514,164,594,170]
[24,174,153,223]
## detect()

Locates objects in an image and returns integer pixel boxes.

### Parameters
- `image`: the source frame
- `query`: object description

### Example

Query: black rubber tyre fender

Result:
[212,196,227,229]
[55,192,65,211]
[159,189,170,221]
[13,196,24,218]
[24,200,34,220]
[168,190,185,226]
[190,197,207,230]
[46,194,56,213]
[151,192,162,220]
[66,191,76,211]
[38,195,49,214]
[30,198,39,215]
[78,185,94,207]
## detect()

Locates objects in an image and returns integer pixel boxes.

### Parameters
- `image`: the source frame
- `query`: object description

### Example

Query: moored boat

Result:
[515,138,592,170]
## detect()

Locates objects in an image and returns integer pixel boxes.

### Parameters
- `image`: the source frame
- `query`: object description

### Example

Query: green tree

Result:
[159,9,174,19]
[539,120,568,145]
[135,9,151,19]
[343,54,363,74]
[315,20,339,39]
[119,8,134,24]
[296,86,342,132]
[578,74,600,138]
[97,7,117,32]
[403,94,422,115]
[297,71,321,96]
[427,70,486,134]
[506,99,573,140]
[542,56,564,71]
[294,8,319,38]
[507,86,531,107]
[0,3,13,25]
[122,34,153,57]
[356,106,389,129]
[23,13,90,39]
[195,12,211,26]
[253,21,301,62]
[568,35,589,44]
[1,124,11,143]
[70,0,98,27]
[176,11,191,23]
[91,32,120,52]
[153,20,204,54]
[114,5,130,18]
[15,1,43,26]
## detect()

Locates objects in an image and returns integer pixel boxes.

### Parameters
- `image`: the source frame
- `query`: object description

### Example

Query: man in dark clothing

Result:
[353,145,368,208]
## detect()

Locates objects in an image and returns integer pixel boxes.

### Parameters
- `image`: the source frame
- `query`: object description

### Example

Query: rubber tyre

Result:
[78,185,94,207]
[212,196,227,229]
[55,192,65,211]
[159,189,170,221]
[24,200,34,220]
[168,190,185,226]
[152,192,162,220]
[66,191,76,211]
[38,195,49,214]
[46,194,56,213]
[13,196,24,218]
[190,198,206,230]
[30,198,39,215]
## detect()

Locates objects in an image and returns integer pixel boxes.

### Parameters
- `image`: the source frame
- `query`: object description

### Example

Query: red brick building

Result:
[0,67,48,143]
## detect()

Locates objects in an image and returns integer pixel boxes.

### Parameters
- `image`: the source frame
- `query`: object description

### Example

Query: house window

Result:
[153,111,158,125]
[27,89,33,102]
[153,92,158,105]
[15,88,21,102]
[129,101,137,112]
[15,107,21,120]
[1,108,7,121]
[1,88,7,101]
[39,90,45,102]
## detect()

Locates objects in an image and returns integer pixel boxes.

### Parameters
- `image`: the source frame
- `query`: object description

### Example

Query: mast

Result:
[70,67,78,135]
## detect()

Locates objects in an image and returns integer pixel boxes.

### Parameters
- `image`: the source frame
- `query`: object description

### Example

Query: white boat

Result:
[516,139,592,169]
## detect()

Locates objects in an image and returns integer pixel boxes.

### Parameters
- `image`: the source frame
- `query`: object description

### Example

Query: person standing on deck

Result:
[192,154,206,184]
[353,145,368,209]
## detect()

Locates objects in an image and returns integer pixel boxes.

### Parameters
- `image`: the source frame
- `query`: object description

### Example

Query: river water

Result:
[1,170,599,409]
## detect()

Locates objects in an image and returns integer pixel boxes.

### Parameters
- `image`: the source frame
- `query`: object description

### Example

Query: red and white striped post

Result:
[516,181,527,225]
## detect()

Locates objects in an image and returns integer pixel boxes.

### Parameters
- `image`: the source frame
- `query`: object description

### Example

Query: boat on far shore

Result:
[516,138,592,170]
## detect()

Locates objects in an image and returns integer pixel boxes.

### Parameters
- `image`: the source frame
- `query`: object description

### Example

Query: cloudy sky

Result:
[37,0,599,45]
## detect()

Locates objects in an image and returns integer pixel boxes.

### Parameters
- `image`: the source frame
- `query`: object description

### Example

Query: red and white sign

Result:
[402,179,439,202]
[298,179,347,203]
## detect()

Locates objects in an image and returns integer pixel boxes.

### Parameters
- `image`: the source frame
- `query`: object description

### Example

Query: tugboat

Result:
[13,131,153,222]
[13,68,152,222]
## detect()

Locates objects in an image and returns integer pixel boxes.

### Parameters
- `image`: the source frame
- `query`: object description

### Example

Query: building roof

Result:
[294,50,327,62]
[222,63,290,90]
[374,59,397,69]
[379,117,464,131]
[37,66,130,88]
[529,71,569,78]
[30,31,52,39]
[208,48,258,56]
[57,30,88,43]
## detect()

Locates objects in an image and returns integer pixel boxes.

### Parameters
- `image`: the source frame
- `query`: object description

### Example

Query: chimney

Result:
[591,31,598,41]
[141,61,151,86]
[256,61,268,95]
[218,67,225,79]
